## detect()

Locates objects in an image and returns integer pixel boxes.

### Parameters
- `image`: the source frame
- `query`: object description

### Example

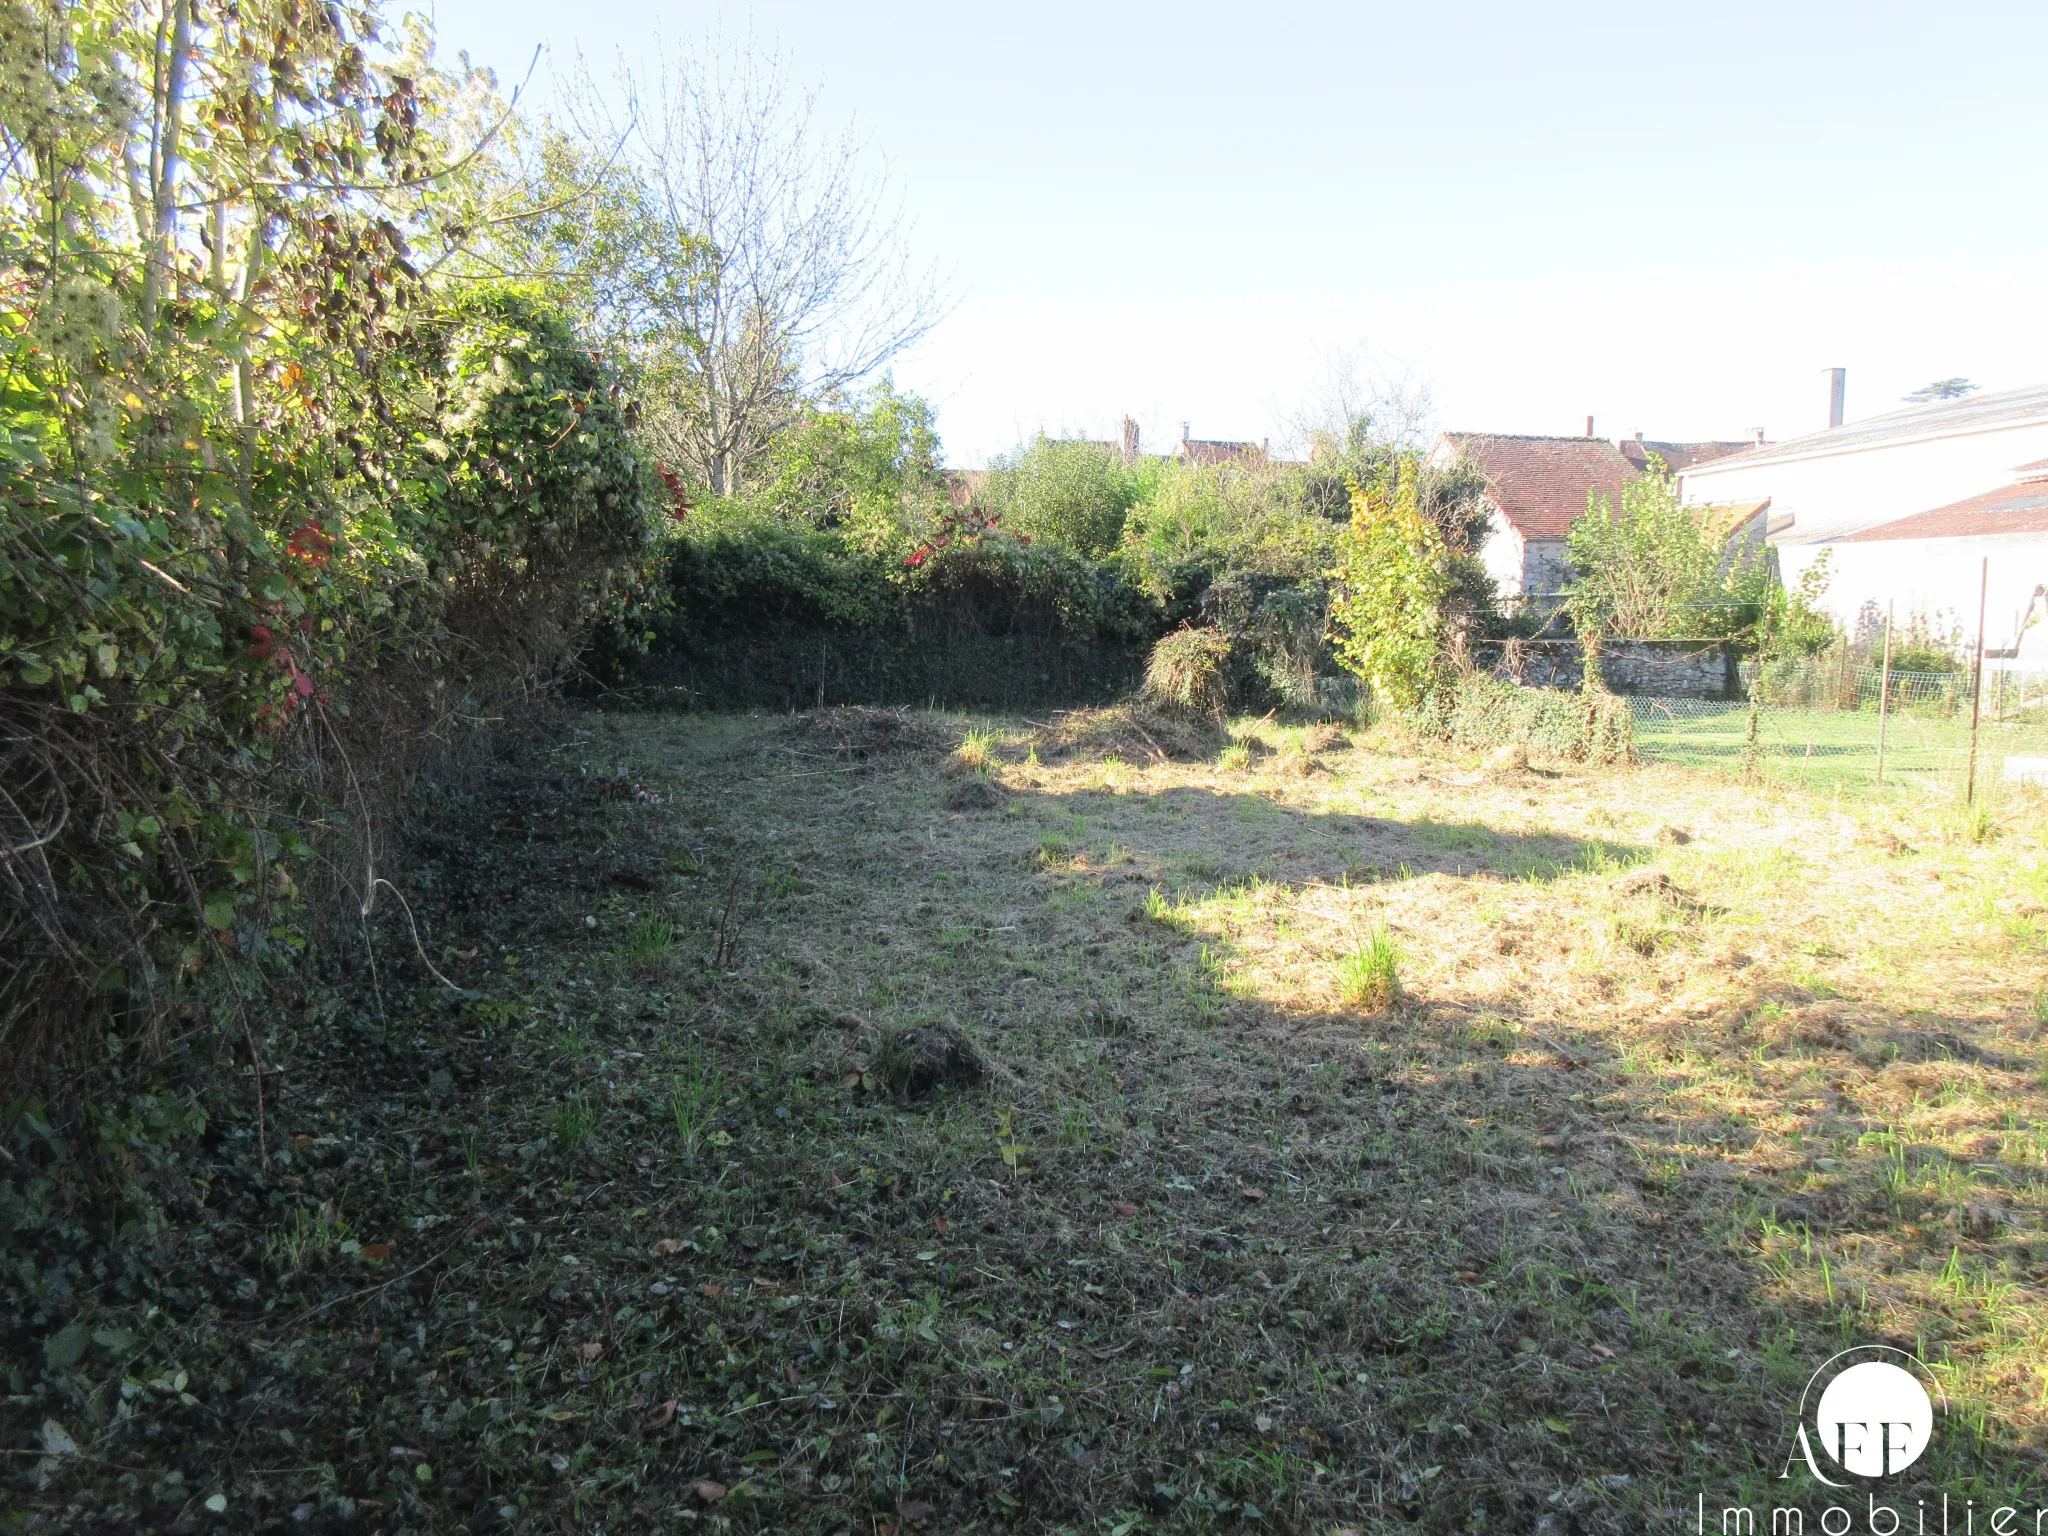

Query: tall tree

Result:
[551,31,945,496]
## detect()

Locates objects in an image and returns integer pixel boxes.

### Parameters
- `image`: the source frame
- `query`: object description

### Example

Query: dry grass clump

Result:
[1142,626,1232,717]
[781,705,950,761]
[869,1021,986,1102]
[1029,700,1223,763]
[943,776,1005,812]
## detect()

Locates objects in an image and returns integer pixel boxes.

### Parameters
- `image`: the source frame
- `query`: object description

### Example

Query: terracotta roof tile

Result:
[1622,439,1757,473]
[1840,484,2048,542]
[1179,438,1266,467]
[1445,434,1637,539]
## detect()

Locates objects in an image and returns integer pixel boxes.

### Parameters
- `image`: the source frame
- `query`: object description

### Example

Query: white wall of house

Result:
[1779,535,2048,655]
[1478,516,1571,602]
[1479,511,1527,598]
[1679,418,2048,544]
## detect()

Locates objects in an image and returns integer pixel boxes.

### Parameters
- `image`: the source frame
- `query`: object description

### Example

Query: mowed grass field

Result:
[1631,698,2048,798]
[13,705,2048,1533]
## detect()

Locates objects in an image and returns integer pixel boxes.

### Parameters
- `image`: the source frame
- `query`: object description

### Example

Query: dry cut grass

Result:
[16,705,2045,1534]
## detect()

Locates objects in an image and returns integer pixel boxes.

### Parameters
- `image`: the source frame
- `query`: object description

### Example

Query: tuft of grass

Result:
[954,727,999,773]
[625,915,676,970]
[1336,925,1400,1013]
[1217,742,1253,773]
[670,1059,724,1158]
[265,1205,352,1273]
[553,1093,597,1152]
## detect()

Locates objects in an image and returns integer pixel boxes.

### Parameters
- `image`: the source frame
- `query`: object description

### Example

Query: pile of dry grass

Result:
[1029,701,1224,764]
[778,706,951,762]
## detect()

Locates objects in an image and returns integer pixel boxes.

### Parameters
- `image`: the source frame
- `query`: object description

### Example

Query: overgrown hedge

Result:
[619,524,1158,710]
[1412,673,1635,764]
[621,518,1362,715]
[2,285,655,1095]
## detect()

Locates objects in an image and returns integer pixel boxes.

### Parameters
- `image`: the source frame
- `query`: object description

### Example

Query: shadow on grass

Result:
[1014,782,1649,894]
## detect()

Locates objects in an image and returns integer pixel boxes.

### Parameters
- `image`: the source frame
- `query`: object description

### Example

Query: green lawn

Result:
[1629,700,2048,797]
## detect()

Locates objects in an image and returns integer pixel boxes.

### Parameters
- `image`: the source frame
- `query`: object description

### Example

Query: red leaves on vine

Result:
[655,463,692,523]
[287,521,334,567]
[905,504,1021,569]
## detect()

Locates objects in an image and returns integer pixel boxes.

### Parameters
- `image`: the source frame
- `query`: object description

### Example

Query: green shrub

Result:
[1331,458,1451,711]
[1412,674,1634,764]
[1144,629,1234,717]
[981,437,1146,558]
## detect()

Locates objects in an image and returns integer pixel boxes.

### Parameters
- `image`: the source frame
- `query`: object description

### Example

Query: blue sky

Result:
[423,0,2048,466]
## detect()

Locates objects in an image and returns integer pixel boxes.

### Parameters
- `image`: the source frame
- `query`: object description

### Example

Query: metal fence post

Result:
[1965,556,1988,806]
[1876,601,1894,789]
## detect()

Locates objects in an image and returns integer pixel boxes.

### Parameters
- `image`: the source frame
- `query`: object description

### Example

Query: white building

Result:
[1677,383,2048,662]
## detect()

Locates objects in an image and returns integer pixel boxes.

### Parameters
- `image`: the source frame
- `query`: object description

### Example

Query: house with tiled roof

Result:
[1679,380,2048,659]
[1177,432,1270,468]
[1426,430,1757,606]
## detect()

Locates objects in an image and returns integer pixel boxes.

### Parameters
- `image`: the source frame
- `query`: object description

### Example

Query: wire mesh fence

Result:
[1627,665,2048,799]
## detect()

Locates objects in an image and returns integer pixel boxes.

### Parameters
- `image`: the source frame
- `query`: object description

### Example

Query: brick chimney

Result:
[1585,415,1594,438]
[1826,368,1846,429]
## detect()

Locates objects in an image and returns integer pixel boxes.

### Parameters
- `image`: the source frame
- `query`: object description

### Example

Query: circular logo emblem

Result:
[1799,1349,1941,1480]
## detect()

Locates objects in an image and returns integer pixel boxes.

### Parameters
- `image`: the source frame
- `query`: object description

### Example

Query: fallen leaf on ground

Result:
[1239,1186,1266,1203]
[934,1215,951,1234]
[694,1479,728,1504]
[701,1283,724,1298]
[358,1241,393,1261]
[573,1341,604,1363]
[645,1400,677,1428]
[1112,1202,1138,1218]
[654,1238,683,1255]
[1458,1270,1481,1283]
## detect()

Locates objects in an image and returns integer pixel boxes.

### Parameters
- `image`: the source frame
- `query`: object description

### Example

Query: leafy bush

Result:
[1144,629,1234,717]
[1564,458,1772,642]
[1331,458,1451,712]
[981,437,1148,559]
[1412,674,1634,764]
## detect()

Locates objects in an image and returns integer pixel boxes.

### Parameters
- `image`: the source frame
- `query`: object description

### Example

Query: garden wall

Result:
[1473,638,1740,699]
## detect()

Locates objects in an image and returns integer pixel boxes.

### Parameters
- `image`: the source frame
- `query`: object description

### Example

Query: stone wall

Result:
[1471,638,1739,699]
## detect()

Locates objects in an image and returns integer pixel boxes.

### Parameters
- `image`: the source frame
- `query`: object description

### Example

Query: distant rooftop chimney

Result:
[1119,416,1140,466]
[1751,427,1766,447]
[1180,420,1191,449]
[1826,367,1846,429]
[1585,415,1594,438]
[1634,430,1643,443]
